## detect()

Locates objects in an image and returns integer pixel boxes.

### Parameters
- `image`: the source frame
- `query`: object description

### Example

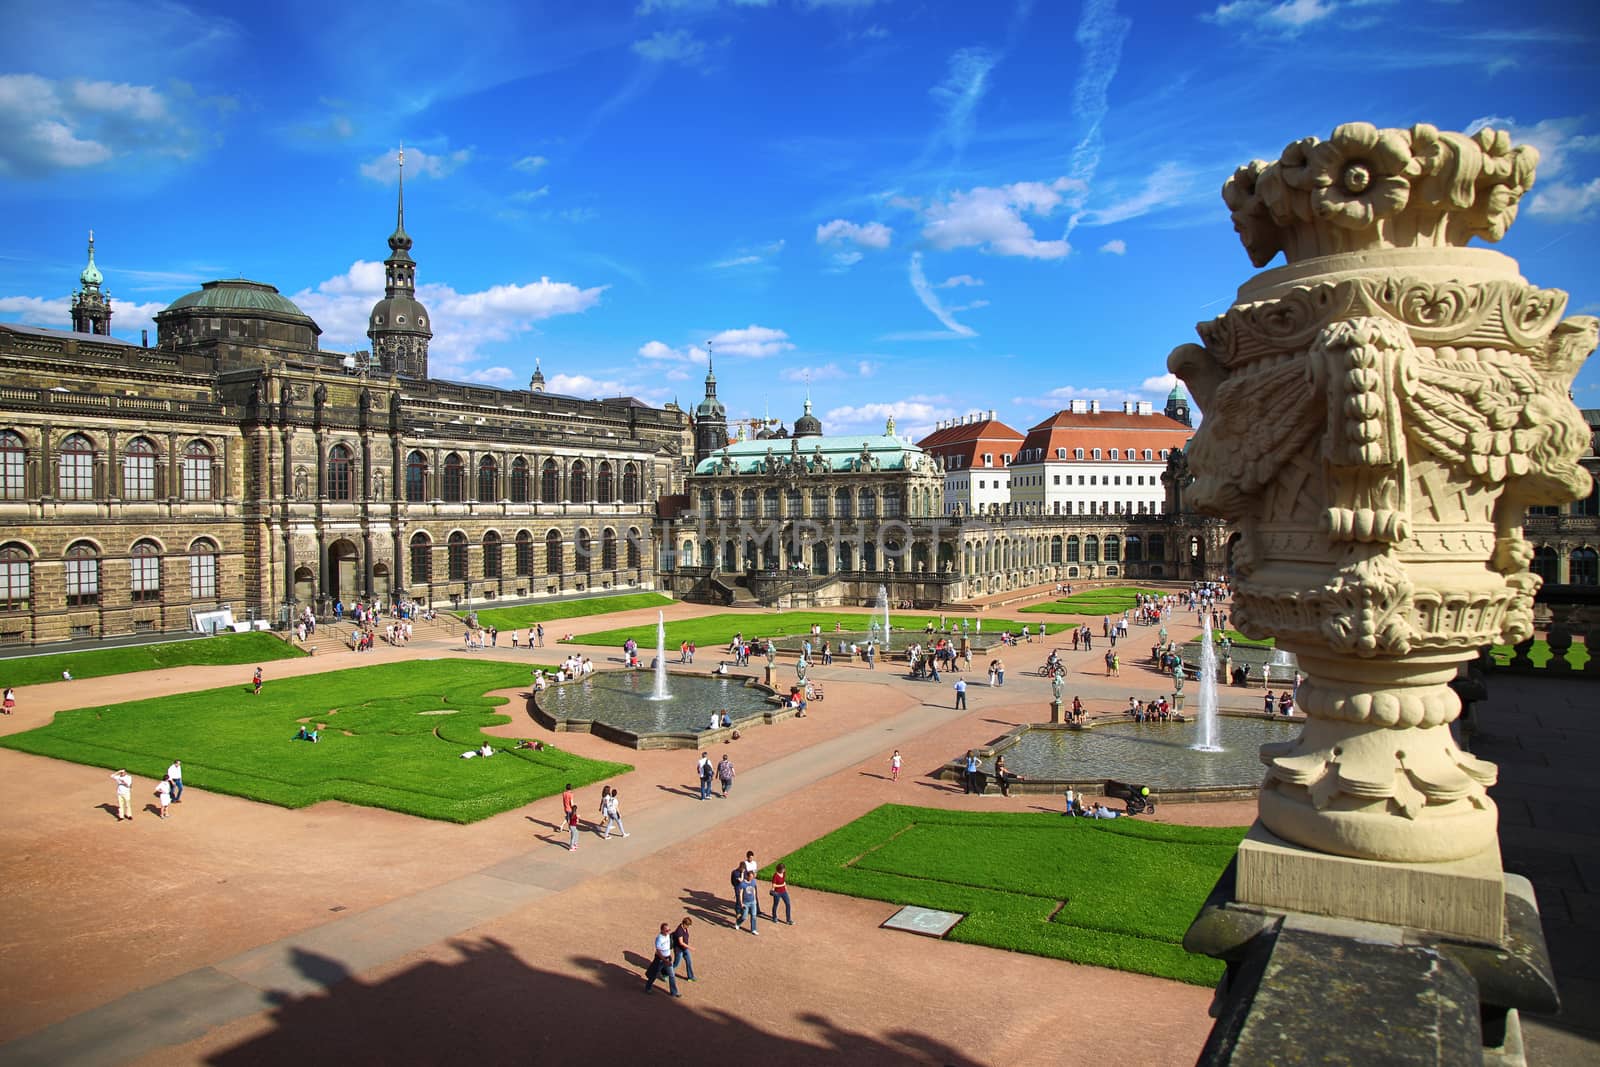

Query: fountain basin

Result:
[770,629,1006,656]
[529,670,787,750]
[942,715,1302,801]
[1179,640,1298,682]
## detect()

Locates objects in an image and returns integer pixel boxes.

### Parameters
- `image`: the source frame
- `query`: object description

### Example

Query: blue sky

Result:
[2,0,1597,438]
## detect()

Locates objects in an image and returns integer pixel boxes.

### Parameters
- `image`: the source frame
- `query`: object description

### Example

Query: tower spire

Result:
[397,143,405,234]
[71,228,111,335]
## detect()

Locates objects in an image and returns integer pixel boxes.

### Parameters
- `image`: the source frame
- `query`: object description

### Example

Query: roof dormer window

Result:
[1109,448,1119,460]
[1092,448,1102,460]
[1056,447,1066,459]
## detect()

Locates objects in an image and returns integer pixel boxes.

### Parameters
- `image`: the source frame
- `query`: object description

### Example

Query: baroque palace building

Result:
[660,371,1234,608]
[0,160,691,646]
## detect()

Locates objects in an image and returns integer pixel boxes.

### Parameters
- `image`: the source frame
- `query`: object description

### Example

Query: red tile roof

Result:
[916,418,1025,470]
[1015,410,1192,462]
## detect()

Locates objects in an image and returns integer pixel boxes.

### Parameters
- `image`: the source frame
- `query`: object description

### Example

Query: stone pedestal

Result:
[1172,693,1185,714]
[763,664,776,688]
[1049,699,1064,724]
[1235,822,1504,944]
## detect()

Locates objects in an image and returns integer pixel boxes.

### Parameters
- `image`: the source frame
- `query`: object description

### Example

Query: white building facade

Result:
[1008,400,1193,517]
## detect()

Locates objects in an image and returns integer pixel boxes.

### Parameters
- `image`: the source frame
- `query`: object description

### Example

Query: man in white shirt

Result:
[166,760,184,803]
[111,770,133,821]
[643,922,681,996]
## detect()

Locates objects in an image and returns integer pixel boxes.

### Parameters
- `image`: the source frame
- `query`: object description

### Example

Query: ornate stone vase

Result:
[1170,122,1596,863]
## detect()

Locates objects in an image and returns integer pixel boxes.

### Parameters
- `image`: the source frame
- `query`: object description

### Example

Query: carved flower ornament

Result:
[1220,122,1539,267]
[1307,122,1412,229]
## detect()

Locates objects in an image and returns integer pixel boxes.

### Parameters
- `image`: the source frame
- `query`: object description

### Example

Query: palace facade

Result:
[0,166,690,646]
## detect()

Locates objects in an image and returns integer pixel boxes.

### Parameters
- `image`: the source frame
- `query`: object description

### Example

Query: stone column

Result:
[1170,121,1595,940]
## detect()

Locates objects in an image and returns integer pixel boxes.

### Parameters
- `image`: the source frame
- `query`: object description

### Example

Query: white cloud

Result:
[830,251,864,269]
[1528,178,1600,221]
[1075,162,1195,228]
[461,366,516,384]
[816,218,893,249]
[360,145,472,182]
[512,154,548,173]
[711,239,784,269]
[857,360,880,376]
[636,0,773,10]
[1142,373,1180,393]
[1099,239,1127,255]
[633,29,708,65]
[1062,0,1132,223]
[709,324,794,358]
[288,261,605,376]
[1202,0,1338,34]
[1010,375,1182,410]
[921,178,1078,258]
[823,395,957,440]
[0,74,201,177]
[638,340,704,363]
[546,372,670,404]
[948,299,990,313]
[935,274,984,289]
[907,252,978,337]
[781,363,846,382]
[928,47,997,159]
[0,292,166,343]
[510,186,550,202]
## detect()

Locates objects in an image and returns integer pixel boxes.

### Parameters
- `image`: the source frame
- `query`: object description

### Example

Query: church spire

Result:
[367,145,431,379]
[70,229,112,335]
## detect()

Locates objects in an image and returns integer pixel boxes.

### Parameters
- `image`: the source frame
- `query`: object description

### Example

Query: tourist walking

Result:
[252,667,263,696]
[697,751,714,800]
[166,759,184,803]
[2,686,14,714]
[963,750,981,795]
[535,623,545,648]
[717,753,735,797]
[736,869,761,934]
[111,769,133,821]
[671,917,696,981]
[954,677,967,709]
[566,803,581,851]
[643,922,682,996]
[770,863,793,924]
[890,749,902,782]
[994,657,1005,686]
[602,788,629,839]
[155,776,172,819]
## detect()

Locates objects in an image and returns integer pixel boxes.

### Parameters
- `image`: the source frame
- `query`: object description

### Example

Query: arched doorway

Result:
[293,565,315,604]
[328,539,359,602]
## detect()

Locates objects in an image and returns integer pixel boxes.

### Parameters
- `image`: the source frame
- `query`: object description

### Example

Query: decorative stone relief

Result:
[1169,121,1595,864]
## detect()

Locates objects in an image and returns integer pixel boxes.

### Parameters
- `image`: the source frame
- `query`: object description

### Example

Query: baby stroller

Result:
[1104,779,1156,816]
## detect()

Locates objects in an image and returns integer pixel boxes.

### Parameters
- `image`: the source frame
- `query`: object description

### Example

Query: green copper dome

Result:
[164,280,315,322]
[79,241,103,288]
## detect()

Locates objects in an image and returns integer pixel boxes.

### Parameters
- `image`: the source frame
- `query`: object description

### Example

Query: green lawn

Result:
[766,804,1243,985]
[0,660,628,823]
[0,631,306,689]
[466,592,675,632]
[570,610,1037,649]
[1488,639,1590,669]
[1020,586,1166,617]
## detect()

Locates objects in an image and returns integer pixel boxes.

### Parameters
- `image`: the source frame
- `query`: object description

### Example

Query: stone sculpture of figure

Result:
[293,466,309,501]
[765,642,777,666]
[1172,663,1185,694]
[796,657,807,682]
[1051,672,1064,703]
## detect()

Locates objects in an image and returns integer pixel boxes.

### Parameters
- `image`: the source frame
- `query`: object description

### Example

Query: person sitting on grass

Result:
[307,728,319,743]
[295,725,309,741]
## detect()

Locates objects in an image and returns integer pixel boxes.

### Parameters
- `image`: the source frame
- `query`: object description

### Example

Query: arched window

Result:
[627,528,642,569]
[59,433,95,499]
[1125,535,1143,563]
[785,488,802,517]
[406,451,429,502]
[570,461,588,503]
[601,528,618,570]
[1084,535,1100,563]
[0,543,32,611]
[811,488,829,518]
[483,530,502,578]
[65,540,100,605]
[1104,535,1121,563]
[741,489,757,519]
[859,489,877,518]
[541,459,560,503]
[621,463,639,504]
[1573,547,1599,586]
[1531,545,1559,584]
[189,538,218,599]
[510,458,530,503]
[882,491,901,518]
[719,489,735,516]
[1066,536,1081,563]
[442,453,464,502]
[410,532,432,585]
[1148,533,1166,562]
[448,531,469,580]
[515,530,534,576]
[181,440,213,500]
[0,431,25,500]
[576,528,593,573]
[478,456,499,502]
[699,489,714,517]
[131,539,162,601]
[763,488,779,518]
[834,487,853,519]
[328,444,354,501]
[123,437,157,500]
[545,529,564,574]
[596,461,613,504]
[1050,535,1063,564]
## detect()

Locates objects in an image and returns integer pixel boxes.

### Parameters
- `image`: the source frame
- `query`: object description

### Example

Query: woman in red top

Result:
[770,863,793,924]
